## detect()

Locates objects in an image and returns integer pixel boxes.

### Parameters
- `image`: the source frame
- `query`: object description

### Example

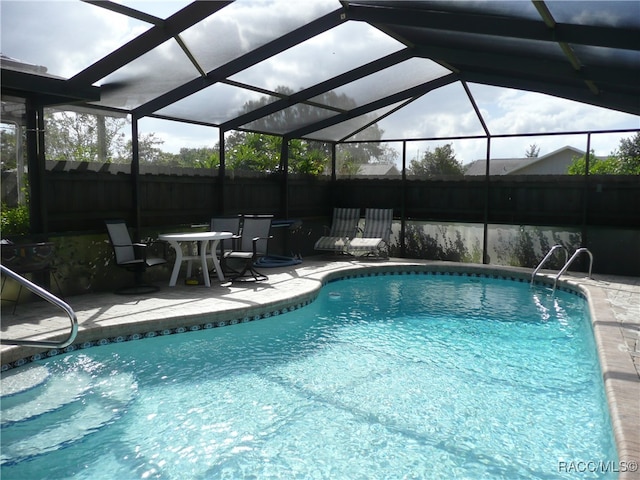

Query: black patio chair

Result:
[105,219,167,294]
[223,215,273,282]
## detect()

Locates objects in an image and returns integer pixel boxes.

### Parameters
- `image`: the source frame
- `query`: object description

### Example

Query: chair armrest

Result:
[132,243,148,261]
[218,235,242,254]
[251,235,273,256]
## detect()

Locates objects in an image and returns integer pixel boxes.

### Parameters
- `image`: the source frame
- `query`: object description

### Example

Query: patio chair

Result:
[209,215,242,277]
[224,215,273,282]
[348,208,393,258]
[105,219,167,294]
[314,208,361,254]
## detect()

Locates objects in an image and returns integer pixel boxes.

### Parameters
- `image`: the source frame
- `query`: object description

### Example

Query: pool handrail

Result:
[531,244,568,286]
[553,247,593,291]
[0,264,78,348]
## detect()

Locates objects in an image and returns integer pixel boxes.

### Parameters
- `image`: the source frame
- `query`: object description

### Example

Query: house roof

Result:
[1,1,639,142]
[358,163,401,176]
[465,145,586,175]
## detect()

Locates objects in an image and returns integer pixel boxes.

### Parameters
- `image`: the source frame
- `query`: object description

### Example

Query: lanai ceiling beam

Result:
[133,9,346,118]
[69,2,232,86]
[220,48,414,131]
[287,73,458,139]
[344,2,640,51]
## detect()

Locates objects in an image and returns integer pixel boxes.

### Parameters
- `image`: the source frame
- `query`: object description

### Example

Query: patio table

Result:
[158,231,233,287]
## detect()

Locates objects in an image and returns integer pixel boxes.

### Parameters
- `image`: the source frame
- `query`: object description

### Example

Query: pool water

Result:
[1,274,616,479]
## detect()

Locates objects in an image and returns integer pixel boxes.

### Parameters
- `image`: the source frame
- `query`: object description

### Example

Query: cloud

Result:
[230,20,402,92]
[1,1,147,78]
[139,117,220,152]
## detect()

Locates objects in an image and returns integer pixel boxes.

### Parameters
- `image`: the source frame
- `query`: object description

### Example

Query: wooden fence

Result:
[41,166,639,234]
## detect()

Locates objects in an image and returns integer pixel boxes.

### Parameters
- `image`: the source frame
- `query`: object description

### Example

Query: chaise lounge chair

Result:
[224,215,273,282]
[314,208,361,254]
[348,208,393,258]
[105,219,167,294]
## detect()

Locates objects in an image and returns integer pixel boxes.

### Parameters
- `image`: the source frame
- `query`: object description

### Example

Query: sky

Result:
[1,0,638,165]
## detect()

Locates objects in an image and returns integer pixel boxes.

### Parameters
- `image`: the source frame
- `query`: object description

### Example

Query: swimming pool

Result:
[1,273,617,479]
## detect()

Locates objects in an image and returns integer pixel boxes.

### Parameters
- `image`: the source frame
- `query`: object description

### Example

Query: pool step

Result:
[1,371,92,426]
[0,368,137,466]
[0,364,50,398]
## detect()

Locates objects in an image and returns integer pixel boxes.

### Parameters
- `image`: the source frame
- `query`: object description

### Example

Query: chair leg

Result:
[229,260,268,282]
[114,267,159,295]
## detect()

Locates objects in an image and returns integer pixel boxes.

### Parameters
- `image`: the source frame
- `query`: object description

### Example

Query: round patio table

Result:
[158,231,233,287]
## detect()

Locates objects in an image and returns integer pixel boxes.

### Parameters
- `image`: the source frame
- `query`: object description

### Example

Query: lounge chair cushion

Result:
[314,236,350,251]
[348,238,384,250]
[314,208,360,252]
[347,208,393,257]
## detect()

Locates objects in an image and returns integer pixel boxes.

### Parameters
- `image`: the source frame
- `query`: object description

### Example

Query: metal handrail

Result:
[0,264,78,348]
[531,244,568,285]
[553,247,593,291]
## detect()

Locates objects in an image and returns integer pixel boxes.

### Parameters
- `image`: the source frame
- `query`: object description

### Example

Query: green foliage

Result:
[173,147,219,169]
[568,133,640,175]
[614,132,640,174]
[1,124,19,170]
[1,203,29,236]
[336,152,361,176]
[567,154,621,175]
[135,133,177,165]
[223,132,331,174]
[225,132,280,172]
[289,140,328,175]
[408,143,464,176]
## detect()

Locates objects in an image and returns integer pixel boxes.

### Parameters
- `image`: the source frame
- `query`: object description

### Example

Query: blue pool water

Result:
[1,274,616,479]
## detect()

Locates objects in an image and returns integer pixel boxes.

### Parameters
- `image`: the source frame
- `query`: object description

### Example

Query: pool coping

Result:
[1,260,638,477]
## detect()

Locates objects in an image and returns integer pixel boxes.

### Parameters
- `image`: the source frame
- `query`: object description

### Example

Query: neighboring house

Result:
[357,163,401,176]
[464,146,590,175]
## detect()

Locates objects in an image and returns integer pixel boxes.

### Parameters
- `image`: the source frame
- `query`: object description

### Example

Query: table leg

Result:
[200,240,211,287]
[209,239,226,282]
[167,240,182,287]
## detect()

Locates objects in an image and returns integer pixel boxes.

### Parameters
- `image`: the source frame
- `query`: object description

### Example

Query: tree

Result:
[615,132,640,174]
[174,147,218,169]
[1,123,18,170]
[336,151,362,176]
[132,132,170,165]
[408,143,464,176]
[525,144,540,158]
[237,85,387,174]
[288,139,328,175]
[568,133,640,175]
[221,131,332,175]
[336,125,389,166]
[44,111,129,163]
[225,132,281,172]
